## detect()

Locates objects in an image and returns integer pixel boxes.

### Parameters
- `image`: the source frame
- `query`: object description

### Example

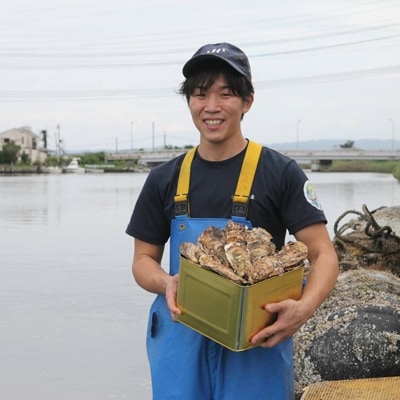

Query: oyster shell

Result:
[199,253,247,285]
[198,226,229,267]
[246,227,276,264]
[224,242,252,279]
[224,220,252,278]
[277,241,308,271]
[224,220,248,245]
[247,254,284,283]
[180,242,203,264]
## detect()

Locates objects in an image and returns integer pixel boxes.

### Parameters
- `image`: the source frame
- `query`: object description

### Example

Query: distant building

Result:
[0,126,47,164]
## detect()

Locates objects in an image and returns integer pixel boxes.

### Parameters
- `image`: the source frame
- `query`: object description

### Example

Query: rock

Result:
[294,269,400,396]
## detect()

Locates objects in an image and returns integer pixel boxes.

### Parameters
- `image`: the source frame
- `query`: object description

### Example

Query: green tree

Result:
[20,152,30,165]
[44,155,61,167]
[79,152,106,165]
[41,130,48,149]
[0,141,21,164]
[340,140,354,149]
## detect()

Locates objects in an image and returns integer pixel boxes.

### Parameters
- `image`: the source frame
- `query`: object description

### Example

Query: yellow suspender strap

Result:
[232,140,262,217]
[174,146,197,216]
[232,140,262,203]
[174,141,263,217]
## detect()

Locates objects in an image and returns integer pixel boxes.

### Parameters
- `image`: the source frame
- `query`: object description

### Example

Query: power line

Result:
[0,32,399,70]
[0,64,399,101]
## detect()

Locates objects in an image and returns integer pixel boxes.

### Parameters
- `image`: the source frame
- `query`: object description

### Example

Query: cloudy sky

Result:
[1,0,400,152]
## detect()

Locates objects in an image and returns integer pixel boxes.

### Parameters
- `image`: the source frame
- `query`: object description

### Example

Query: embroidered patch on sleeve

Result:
[303,180,323,210]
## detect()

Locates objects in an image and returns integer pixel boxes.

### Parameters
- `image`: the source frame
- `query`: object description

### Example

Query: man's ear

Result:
[243,93,254,114]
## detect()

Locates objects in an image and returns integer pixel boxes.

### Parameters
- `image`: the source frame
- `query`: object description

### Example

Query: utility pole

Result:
[130,121,133,150]
[152,121,155,151]
[56,124,61,164]
[296,120,301,150]
[389,118,395,151]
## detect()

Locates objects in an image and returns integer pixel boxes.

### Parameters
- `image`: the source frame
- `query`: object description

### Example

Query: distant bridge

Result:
[106,148,400,168]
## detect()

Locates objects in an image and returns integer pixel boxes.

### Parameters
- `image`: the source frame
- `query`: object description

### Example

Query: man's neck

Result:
[197,137,248,161]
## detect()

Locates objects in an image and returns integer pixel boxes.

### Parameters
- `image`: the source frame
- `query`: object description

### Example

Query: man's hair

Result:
[178,60,254,103]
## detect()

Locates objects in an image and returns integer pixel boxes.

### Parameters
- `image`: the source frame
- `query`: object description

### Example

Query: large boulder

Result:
[294,269,400,396]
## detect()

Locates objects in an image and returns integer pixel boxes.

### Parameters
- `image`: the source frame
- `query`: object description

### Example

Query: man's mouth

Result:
[205,119,223,126]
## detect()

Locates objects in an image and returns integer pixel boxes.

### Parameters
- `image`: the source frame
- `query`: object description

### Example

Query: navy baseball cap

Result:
[182,42,251,80]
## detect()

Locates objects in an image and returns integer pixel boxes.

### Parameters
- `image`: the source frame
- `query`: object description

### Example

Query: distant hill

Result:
[266,139,399,151]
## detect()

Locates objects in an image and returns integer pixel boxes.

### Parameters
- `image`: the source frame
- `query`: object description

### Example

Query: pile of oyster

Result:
[180,220,308,285]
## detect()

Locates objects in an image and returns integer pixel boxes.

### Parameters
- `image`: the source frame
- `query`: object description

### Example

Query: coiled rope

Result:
[333,204,400,276]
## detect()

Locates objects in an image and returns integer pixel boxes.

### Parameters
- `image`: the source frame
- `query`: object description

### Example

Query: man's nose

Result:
[204,95,221,112]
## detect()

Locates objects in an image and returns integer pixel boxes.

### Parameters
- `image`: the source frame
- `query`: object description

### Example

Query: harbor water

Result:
[1,171,400,400]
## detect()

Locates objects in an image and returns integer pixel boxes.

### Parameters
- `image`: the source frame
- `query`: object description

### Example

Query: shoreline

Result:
[1,160,399,178]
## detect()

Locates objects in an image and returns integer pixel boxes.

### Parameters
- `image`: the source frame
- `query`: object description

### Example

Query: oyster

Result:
[247,254,284,283]
[224,220,248,245]
[277,241,308,270]
[246,227,276,264]
[198,226,229,267]
[224,220,252,278]
[199,253,247,285]
[180,242,203,264]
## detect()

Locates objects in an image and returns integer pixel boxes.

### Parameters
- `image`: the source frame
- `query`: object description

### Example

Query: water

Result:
[1,173,153,400]
[1,171,400,400]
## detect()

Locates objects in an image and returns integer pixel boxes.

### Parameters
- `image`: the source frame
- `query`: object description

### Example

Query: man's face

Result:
[188,75,253,145]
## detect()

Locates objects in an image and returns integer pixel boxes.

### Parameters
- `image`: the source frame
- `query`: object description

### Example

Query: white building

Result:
[0,126,47,164]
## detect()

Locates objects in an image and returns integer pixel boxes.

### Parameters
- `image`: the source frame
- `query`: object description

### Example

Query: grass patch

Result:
[393,164,400,180]
[320,160,399,173]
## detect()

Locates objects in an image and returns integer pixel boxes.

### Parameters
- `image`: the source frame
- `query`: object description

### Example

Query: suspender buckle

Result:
[232,201,248,218]
[175,201,189,216]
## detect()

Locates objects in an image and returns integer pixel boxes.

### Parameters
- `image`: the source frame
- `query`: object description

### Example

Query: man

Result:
[126,42,339,400]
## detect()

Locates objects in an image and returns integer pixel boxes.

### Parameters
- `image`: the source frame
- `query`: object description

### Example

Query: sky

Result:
[1,0,400,152]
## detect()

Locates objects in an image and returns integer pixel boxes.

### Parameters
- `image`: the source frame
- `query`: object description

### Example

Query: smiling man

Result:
[126,43,339,400]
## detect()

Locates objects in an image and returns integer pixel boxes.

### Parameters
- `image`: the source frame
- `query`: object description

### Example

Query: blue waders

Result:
[146,142,294,400]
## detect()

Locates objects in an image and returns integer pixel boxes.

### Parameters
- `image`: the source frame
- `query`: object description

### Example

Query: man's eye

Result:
[221,92,232,97]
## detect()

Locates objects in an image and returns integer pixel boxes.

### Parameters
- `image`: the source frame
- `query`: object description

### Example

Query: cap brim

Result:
[182,54,246,78]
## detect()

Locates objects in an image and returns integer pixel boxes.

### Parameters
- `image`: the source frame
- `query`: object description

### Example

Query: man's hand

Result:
[165,274,182,320]
[251,223,339,348]
[250,298,313,348]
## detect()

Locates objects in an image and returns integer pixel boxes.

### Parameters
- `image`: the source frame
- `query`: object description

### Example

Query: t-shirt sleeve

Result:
[125,170,171,245]
[280,161,327,235]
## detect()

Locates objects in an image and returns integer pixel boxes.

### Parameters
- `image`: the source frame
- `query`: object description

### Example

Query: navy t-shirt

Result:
[126,144,326,249]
